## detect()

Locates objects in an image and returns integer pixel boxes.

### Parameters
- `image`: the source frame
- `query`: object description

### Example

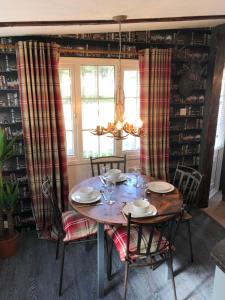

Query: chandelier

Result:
[90,15,144,140]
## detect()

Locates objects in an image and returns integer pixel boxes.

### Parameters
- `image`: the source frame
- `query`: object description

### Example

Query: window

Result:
[81,65,115,158]
[123,69,140,151]
[59,57,140,162]
[59,69,75,156]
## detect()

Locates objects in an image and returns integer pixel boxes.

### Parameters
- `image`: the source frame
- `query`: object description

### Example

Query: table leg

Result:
[97,223,105,298]
[166,259,172,280]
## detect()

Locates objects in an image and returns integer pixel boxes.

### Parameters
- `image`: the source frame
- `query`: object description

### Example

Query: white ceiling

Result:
[0,0,225,36]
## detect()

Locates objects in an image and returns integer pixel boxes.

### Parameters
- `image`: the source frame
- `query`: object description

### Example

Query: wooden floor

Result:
[203,192,225,228]
[0,211,224,300]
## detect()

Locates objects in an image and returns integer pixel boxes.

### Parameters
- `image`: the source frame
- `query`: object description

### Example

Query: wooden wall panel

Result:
[199,25,225,207]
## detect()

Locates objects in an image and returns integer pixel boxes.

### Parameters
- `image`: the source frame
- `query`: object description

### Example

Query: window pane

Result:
[98,66,115,98]
[99,98,115,127]
[124,97,139,124]
[63,103,73,130]
[66,131,74,156]
[81,66,97,98]
[99,135,114,156]
[123,135,140,151]
[82,131,99,158]
[124,70,139,98]
[81,65,115,157]
[59,69,75,156]
[82,131,114,158]
[82,99,98,129]
[123,70,140,151]
[59,70,71,99]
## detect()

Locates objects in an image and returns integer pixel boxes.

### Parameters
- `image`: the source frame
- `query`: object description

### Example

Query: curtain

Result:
[139,48,172,180]
[16,41,69,238]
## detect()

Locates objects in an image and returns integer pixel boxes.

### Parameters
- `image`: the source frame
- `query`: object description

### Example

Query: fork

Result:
[99,176,106,187]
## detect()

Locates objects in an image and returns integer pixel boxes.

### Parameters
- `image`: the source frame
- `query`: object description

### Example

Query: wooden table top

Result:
[69,174,183,225]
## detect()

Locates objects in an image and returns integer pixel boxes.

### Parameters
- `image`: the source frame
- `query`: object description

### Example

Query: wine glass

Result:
[101,165,110,178]
[100,165,110,188]
[139,177,148,200]
[132,166,141,188]
[105,179,115,205]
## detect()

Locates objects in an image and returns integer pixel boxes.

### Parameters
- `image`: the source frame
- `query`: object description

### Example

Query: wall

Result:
[1,28,213,195]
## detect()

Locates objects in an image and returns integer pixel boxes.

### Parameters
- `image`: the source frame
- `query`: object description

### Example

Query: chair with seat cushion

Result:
[106,210,183,300]
[90,155,126,177]
[42,178,97,296]
[173,163,202,262]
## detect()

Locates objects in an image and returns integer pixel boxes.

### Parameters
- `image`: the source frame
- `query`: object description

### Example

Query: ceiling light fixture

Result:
[90,15,144,140]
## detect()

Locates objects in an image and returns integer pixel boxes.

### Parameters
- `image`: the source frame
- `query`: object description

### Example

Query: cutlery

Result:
[120,202,128,221]
[75,203,104,208]
[99,176,106,186]
[100,189,107,201]
[120,210,127,221]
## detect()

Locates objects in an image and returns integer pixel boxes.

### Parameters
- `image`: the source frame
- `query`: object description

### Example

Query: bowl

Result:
[107,169,121,180]
[77,186,94,199]
[132,199,150,214]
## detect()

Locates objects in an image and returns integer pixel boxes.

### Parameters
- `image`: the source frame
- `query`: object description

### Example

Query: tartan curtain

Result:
[16,41,69,238]
[139,48,172,180]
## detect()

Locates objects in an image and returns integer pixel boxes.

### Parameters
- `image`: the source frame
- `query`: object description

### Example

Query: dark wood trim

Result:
[199,26,225,207]
[214,23,225,33]
[0,15,225,27]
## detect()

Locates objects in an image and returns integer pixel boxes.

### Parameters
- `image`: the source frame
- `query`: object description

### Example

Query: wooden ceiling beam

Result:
[0,15,225,27]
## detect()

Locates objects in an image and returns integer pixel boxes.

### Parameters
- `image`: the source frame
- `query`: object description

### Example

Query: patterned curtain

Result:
[16,41,69,238]
[139,48,172,180]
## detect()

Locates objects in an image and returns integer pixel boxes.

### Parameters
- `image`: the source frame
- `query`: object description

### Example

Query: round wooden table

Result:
[69,174,182,298]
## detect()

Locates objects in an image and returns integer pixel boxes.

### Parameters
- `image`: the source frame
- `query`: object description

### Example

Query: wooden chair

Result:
[106,210,183,300]
[42,178,97,296]
[90,154,126,177]
[173,163,202,262]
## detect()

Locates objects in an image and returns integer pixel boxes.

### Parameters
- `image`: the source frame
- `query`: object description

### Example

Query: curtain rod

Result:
[0,15,225,27]
[0,43,139,57]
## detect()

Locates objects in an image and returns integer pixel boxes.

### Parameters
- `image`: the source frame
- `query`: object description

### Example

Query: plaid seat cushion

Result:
[106,225,169,262]
[62,211,97,242]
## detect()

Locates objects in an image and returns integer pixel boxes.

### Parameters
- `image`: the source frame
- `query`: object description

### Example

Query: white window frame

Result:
[59,57,140,166]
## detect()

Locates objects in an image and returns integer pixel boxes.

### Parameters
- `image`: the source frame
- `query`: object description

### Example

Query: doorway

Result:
[210,67,225,198]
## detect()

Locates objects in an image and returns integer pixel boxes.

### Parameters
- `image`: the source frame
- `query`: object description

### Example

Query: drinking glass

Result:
[100,165,110,188]
[101,165,110,178]
[105,179,115,205]
[132,166,141,188]
[139,177,148,200]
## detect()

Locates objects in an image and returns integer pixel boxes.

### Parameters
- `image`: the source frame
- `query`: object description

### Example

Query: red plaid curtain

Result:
[16,41,69,238]
[139,48,172,180]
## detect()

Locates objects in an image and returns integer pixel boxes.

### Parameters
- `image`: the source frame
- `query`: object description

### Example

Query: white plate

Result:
[105,173,127,183]
[122,202,157,218]
[147,181,174,193]
[71,191,101,204]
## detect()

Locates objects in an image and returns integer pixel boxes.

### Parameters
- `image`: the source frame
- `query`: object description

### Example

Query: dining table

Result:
[69,174,183,298]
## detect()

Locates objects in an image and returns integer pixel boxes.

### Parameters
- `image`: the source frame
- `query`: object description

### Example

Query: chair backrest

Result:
[90,155,126,177]
[173,163,202,212]
[125,210,183,261]
[42,178,65,238]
